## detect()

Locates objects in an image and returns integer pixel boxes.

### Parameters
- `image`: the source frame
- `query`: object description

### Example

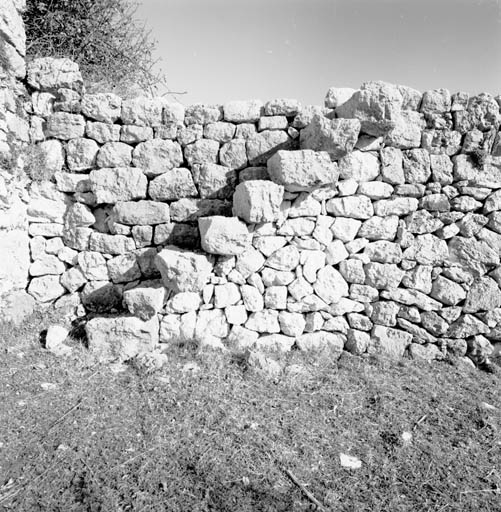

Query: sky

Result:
[136,0,501,106]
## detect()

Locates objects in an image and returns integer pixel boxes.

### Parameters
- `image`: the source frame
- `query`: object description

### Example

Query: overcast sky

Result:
[136,0,501,106]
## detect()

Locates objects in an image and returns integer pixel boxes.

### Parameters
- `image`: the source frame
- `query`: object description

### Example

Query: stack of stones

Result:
[22,58,501,363]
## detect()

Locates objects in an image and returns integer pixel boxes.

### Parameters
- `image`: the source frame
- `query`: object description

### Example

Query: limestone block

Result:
[338,151,380,182]
[78,251,109,280]
[258,116,288,131]
[223,100,263,123]
[219,139,248,170]
[402,149,431,184]
[34,140,64,176]
[27,275,65,302]
[277,311,304,337]
[203,122,236,143]
[326,196,374,219]
[185,104,223,125]
[29,255,65,276]
[0,228,29,294]
[447,314,490,338]
[60,267,87,293]
[27,197,67,224]
[89,167,147,204]
[225,305,247,325]
[241,284,265,312]
[367,325,412,358]
[132,139,183,177]
[264,98,300,116]
[54,172,90,193]
[88,232,135,255]
[195,309,229,341]
[448,237,499,277]
[299,115,360,160]
[380,147,405,184]
[27,58,83,92]
[357,181,394,200]
[463,277,501,313]
[65,203,95,228]
[107,253,141,283]
[167,291,202,313]
[44,112,85,139]
[264,286,287,309]
[120,125,153,143]
[246,130,290,165]
[112,200,170,225]
[364,263,404,290]
[81,93,121,123]
[121,97,165,126]
[384,111,425,149]
[245,309,280,333]
[156,246,213,293]
[232,180,283,223]
[370,301,399,327]
[96,142,133,168]
[295,331,345,356]
[313,266,349,304]
[148,169,198,201]
[86,122,121,143]
[358,215,398,241]
[336,81,404,136]
[267,149,338,192]
[401,265,433,294]
[196,164,237,199]
[184,139,219,167]
[86,316,159,361]
[346,329,370,355]
[199,216,251,256]
[214,282,241,308]
[381,288,442,312]
[373,197,419,217]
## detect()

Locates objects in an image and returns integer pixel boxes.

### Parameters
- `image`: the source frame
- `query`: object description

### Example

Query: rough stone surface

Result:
[232,181,284,223]
[199,216,251,255]
[267,150,338,192]
[156,247,213,293]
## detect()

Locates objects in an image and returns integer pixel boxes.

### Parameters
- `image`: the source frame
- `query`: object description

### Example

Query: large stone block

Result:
[27,58,83,92]
[81,93,122,123]
[196,163,237,199]
[148,169,198,201]
[336,81,404,136]
[112,200,170,225]
[156,246,213,293]
[246,130,290,165]
[199,216,251,255]
[86,316,159,361]
[326,196,374,219]
[368,325,412,358]
[132,139,183,177]
[299,115,360,160]
[44,112,85,139]
[267,150,338,192]
[223,100,263,123]
[0,228,29,294]
[89,167,147,204]
[27,275,65,302]
[121,97,165,126]
[232,180,284,223]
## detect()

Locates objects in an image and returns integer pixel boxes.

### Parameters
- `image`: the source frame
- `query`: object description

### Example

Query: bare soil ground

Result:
[1,309,500,512]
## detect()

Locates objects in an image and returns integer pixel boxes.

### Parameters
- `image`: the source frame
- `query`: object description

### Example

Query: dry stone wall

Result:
[0,0,34,321]
[3,53,501,364]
